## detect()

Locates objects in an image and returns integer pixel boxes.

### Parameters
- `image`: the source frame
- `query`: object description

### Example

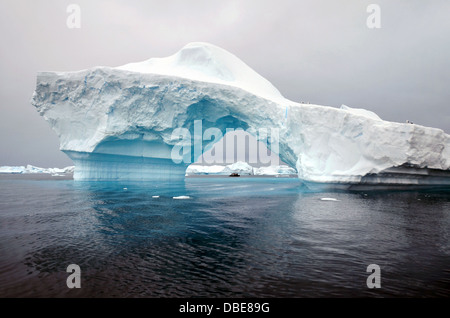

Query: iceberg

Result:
[222,162,254,175]
[186,161,254,176]
[253,165,297,176]
[0,166,26,174]
[173,196,190,200]
[186,165,228,175]
[0,165,75,175]
[31,42,450,189]
[185,162,296,176]
[25,165,48,174]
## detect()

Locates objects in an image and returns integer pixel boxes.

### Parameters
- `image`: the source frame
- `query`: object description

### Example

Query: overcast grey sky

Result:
[1,0,449,167]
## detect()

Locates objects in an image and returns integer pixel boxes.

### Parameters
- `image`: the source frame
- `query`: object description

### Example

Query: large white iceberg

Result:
[31,42,450,188]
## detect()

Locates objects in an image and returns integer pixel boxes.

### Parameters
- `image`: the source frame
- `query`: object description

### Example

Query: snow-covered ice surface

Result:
[31,42,450,188]
[117,43,283,103]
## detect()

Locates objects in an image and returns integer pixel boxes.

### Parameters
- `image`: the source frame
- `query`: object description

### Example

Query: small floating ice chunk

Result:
[123,187,128,190]
[173,196,190,200]
[320,198,340,201]
[152,195,160,198]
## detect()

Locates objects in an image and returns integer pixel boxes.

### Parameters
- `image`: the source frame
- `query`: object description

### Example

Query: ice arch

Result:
[31,42,450,188]
[61,93,296,181]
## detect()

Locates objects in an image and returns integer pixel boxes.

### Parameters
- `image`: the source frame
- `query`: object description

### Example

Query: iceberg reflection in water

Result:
[0,176,449,297]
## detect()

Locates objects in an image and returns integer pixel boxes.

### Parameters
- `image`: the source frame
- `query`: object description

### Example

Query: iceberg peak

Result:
[117,42,283,101]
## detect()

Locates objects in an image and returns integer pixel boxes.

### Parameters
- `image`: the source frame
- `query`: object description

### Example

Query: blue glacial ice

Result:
[31,42,450,188]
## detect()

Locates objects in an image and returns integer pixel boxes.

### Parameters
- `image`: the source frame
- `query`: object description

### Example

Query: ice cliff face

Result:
[31,42,450,187]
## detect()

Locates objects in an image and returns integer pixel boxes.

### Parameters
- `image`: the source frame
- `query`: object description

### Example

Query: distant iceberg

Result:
[185,162,297,176]
[0,165,74,175]
[31,42,450,189]
[253,165,297,176]
[0,166,26,174]
[186,162,253,175]
[186,165,229,175]
[222,161,254,175]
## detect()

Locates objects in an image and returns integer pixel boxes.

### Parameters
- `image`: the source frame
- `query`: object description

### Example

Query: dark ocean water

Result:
[0,175,449,297]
